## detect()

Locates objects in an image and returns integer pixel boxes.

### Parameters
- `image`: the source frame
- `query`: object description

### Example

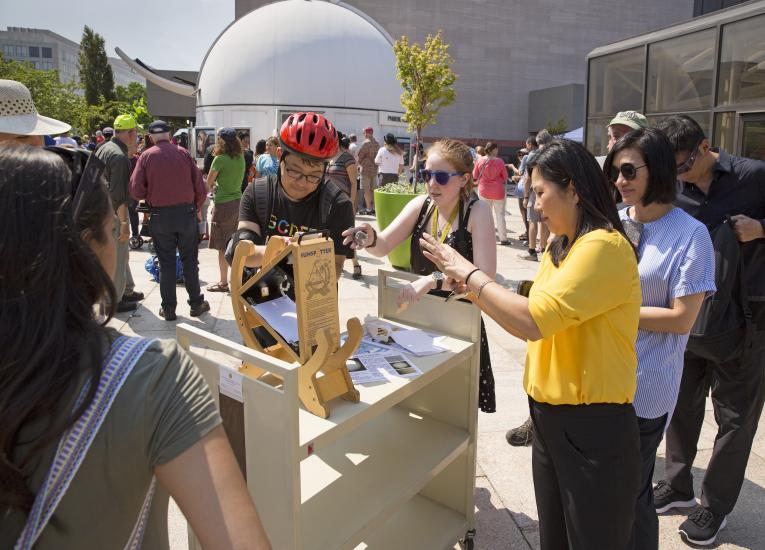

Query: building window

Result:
[585,117,612,157]
[646,28,715,113]
[588,47,645,117]
[717,14,765,107]
[713,112,735,152]
[15,45,27,57]
[28,46,40,58]
[41,47,52,59]
[1,44,13,57]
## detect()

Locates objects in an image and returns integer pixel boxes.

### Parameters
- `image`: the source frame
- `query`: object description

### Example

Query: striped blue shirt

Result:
[619,207,716,419]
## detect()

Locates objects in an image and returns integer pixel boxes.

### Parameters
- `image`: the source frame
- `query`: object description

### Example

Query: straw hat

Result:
[0,79,71,136]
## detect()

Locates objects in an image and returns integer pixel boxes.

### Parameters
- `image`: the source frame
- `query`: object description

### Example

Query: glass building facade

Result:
[585,1,765,160]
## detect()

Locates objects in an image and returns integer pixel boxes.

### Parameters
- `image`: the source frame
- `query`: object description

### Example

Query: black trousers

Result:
[631,414,667,550]
[530,398,641,550]
[664,326,765,516]
[128,200,139,238]
[149,204,203,310]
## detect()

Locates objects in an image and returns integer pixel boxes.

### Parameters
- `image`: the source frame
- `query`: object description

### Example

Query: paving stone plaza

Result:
[111,208,765,550]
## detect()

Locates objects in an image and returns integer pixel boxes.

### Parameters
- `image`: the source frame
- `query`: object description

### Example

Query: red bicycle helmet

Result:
[279,112,339,161]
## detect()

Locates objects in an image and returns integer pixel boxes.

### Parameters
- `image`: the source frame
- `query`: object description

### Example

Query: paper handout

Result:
[251,296,300,344]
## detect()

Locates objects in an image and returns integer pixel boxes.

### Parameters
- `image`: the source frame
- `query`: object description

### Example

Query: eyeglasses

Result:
[284,166,323,185]
[609,162,646,183]
[45,146,106,221]
[676,140,703,175]
[421,169,462,185]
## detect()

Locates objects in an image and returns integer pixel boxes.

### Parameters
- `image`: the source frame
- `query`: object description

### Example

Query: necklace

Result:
[431,204,458,243]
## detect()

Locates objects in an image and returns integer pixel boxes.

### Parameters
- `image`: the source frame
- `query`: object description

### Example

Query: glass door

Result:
[738,113,765,160]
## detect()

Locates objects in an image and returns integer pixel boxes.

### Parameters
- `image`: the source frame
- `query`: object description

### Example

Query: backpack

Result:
[685,220,753,363]
[144,253,185,284]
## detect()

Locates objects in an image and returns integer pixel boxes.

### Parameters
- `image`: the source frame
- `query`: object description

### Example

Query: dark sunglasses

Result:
[421,169,462,185]
[45,146,106,221]
[609,162,646,183]
[676,140,703,175]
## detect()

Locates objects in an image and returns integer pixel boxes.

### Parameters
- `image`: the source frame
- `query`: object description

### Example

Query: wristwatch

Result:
[432,271,444,291]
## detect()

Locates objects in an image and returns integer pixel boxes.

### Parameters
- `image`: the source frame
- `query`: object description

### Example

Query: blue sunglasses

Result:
[421,169,463,185]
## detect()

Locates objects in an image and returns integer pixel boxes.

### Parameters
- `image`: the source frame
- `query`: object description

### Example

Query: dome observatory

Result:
[195,0,406,147]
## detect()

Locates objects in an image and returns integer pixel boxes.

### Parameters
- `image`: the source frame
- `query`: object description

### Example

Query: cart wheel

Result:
[459,529,475,550]
[129,236,143,250]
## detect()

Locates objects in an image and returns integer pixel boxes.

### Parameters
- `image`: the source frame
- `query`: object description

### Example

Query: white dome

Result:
[196,0,403,113]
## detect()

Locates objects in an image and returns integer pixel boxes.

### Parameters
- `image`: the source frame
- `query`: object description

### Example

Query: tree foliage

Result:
[0,54,85,129]
[393,31,457,139]
[1,53,153,135]
[546,117,569,136]
[79,26,115,105]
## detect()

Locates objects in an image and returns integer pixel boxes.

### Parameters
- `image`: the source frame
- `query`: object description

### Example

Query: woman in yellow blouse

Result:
[421,139,642,550]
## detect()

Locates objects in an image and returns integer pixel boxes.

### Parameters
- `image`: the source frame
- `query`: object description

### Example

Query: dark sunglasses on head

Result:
[609,162,646,183]
[45,146,106,221]
[421,169,462,185]
[676,140,703,175]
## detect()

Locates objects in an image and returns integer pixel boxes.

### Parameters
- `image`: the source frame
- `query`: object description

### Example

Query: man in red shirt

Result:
[129,120,209,321]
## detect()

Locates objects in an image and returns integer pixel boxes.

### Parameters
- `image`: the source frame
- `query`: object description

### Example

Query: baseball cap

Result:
[218,127,237,141]
[113,114,137,131]
[609,111,648,130]
[0,79,71,136]
[363,126,373,134]
[147,120,171,134]
[102,127,114,136]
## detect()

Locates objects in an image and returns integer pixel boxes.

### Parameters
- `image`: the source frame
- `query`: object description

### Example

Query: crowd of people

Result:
[1,73,764,550]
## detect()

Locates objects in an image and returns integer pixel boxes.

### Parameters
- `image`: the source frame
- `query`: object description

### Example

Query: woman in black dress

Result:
[343,138,497,412]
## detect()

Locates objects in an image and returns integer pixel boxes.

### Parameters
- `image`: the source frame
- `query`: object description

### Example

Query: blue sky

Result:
[2,0,234,70]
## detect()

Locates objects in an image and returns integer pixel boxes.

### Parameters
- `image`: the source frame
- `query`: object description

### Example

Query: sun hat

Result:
[0,79,71,136]
[609,111,648,130]
[113,114,137,131]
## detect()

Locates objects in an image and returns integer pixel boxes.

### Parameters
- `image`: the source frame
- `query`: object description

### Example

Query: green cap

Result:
[113,114,137,131]
[609,111,648,130]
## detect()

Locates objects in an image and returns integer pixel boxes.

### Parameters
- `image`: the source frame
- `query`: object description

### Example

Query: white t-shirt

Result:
[348,142,359,160]
[375,146,403,175]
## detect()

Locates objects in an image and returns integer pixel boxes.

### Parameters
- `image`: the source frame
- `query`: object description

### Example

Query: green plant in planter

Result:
[374,180,425,270]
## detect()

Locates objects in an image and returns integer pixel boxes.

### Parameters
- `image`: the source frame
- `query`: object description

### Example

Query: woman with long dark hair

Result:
[0,146,270,549]
[605,128,715,549]
[421,139,643,549]
[206,127,245,292]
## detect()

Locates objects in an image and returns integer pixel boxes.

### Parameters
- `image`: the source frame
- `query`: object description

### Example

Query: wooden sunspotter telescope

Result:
[230,231,361,418]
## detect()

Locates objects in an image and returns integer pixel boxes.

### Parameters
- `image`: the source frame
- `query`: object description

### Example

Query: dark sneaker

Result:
[122,290,145,302]
[521,251,538,262]
[159,307,177,321]
[499,240,512,246]
[116,300,138,313]
[506,417,534,447]
[678,507,726,546]
[189,300,211,317]
[653,480,696,513]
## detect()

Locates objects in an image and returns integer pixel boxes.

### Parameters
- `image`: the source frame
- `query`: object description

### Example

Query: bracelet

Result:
[476,279,495,300]
[464,268,481,286]
[368,227,378,248]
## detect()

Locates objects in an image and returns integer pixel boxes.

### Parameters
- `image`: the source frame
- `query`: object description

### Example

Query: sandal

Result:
[352,265,362,279]
[207,282,229,292]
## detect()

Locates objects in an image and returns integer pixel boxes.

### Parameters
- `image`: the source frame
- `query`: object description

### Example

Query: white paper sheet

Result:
[251,296,299,344]
[390,328,448,356]
[219,366,244,402]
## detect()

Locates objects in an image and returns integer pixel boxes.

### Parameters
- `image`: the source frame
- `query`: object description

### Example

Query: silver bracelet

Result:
[476,279,495,299]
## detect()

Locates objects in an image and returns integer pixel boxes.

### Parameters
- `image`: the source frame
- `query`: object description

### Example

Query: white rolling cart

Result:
[177,270,481,549]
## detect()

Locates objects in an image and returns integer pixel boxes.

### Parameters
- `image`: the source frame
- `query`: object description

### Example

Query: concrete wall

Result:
[528,83,584,134]
[236,0,695,142]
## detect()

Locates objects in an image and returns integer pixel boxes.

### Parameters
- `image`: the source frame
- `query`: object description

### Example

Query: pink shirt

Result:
[473,157,508,200]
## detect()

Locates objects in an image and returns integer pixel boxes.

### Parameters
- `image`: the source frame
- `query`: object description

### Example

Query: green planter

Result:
[374,188,421,270]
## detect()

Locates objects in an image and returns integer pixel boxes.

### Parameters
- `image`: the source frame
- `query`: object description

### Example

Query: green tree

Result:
[79,26,115,105]
[393,31,457,188]
[0,54,85,133]
[115,82,152,127]
[546,117,569,136]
